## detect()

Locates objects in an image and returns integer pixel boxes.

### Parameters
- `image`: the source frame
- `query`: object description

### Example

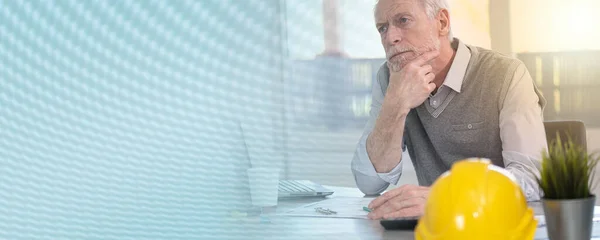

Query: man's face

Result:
[375,0,441,71]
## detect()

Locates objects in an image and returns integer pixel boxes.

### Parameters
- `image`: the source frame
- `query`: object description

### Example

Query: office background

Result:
[1,0,599,239]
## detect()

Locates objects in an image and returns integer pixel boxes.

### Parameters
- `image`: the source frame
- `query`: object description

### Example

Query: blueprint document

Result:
[280,197,376,219]
[282,198,600,228]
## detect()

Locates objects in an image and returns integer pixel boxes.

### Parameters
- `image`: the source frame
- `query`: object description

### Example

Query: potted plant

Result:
[536,134,600,240]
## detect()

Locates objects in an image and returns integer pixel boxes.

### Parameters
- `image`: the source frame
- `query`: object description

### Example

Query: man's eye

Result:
[378,25,388,33]
[400,17,409,24]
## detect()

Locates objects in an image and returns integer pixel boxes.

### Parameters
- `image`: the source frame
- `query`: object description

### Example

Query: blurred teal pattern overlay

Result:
[0,0,285,239]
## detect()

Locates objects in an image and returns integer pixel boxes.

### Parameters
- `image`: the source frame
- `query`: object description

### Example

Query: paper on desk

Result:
[280,197,376,219]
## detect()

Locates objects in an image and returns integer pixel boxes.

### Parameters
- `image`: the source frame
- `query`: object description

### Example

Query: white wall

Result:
[510,0,600,53]
[448,0,492,49]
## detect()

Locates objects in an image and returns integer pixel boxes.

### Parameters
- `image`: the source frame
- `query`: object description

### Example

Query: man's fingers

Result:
[367,185,429,219]
[368,185,409,209]
[389,187,429,203]
[369,195,425,220]
[368,185,428,209]
[410,50,440,66]
[387,190,427,208]
[367,189,400,209]
[382,205,423,219]
[367,205,388,220]
[368,198,402,220]
[419,65,433,76]
[426,82,436,92]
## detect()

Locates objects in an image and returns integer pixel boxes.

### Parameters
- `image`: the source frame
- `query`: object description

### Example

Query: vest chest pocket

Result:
[452,121,485,131]
[448,121,487,145]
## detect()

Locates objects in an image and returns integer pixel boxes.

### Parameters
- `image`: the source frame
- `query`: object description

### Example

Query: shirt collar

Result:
[442,38,471,93]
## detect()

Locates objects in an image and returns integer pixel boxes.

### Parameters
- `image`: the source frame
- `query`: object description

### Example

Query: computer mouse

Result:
[379,216,420,230]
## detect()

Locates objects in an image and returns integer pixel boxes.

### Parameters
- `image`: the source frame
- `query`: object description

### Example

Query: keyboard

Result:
[278,180,335,198]
[279,180,315,193]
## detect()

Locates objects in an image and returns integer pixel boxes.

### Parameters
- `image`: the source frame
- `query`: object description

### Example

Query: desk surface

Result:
[229,186,600,240]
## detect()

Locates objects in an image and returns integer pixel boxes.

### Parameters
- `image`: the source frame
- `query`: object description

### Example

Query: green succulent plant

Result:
[536,133,600,200]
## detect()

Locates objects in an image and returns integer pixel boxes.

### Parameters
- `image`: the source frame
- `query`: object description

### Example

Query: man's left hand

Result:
[367,185,430,220]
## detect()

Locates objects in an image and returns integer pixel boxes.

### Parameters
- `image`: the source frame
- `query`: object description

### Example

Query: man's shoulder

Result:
[376,61,389,78]
[375,61,390,90]
[468,44,524,68]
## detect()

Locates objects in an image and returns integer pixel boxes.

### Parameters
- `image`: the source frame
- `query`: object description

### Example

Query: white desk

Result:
[228,186,600,240]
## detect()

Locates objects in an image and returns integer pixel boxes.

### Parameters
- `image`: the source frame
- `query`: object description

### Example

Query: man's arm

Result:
[352,51,438,195]
[499,62,548,201]
[367,81,411,173]
[351,64,406,195]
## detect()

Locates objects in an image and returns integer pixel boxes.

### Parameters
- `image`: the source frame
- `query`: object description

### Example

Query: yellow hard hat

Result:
[415,158,537,240]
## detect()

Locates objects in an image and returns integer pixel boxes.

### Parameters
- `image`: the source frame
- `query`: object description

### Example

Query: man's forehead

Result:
[375,0,422,21]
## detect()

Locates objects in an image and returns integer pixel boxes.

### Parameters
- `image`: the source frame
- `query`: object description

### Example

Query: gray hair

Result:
[422,0,453,40]
[375,0,454,40]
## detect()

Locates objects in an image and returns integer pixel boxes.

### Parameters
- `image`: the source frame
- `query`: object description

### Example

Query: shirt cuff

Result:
[352,133,404,185]
[376,153,404,184]
[502,150,542,202]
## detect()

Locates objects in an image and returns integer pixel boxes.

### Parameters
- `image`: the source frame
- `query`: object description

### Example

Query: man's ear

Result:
[437,8,451,37]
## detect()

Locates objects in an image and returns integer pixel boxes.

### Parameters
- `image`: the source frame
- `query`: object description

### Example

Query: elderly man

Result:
[351,0,547,220]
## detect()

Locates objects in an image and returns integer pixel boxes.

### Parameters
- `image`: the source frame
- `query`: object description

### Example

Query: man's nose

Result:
[384,26,402,45]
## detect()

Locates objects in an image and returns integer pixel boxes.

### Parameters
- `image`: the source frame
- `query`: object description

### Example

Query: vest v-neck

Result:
[422,39,472,118]
[425,90,457,118]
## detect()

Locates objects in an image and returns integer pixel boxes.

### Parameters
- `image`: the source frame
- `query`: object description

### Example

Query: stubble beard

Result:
[386,34,441,72]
